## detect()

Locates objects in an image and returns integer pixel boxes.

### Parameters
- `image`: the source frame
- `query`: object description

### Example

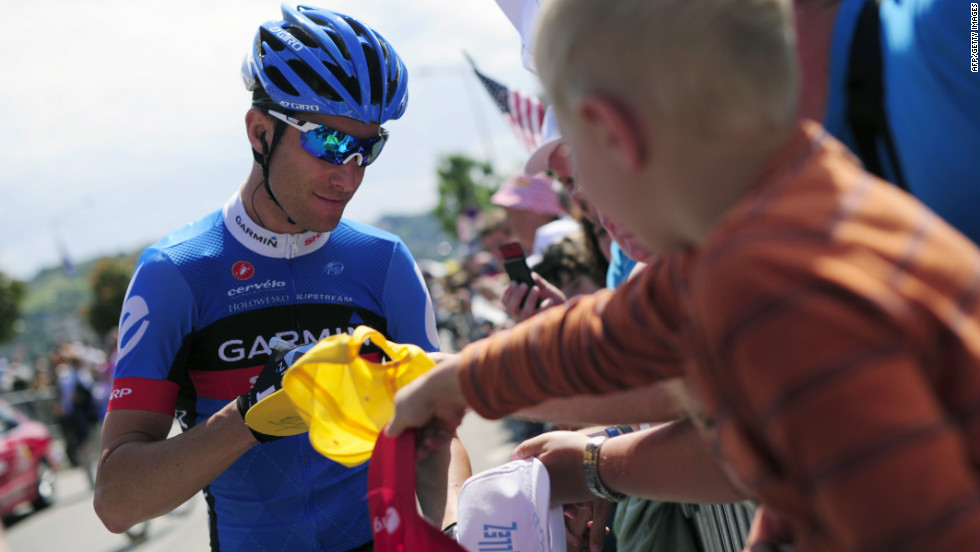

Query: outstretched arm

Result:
[513,378,690,428]
[512,421,746,506]
[390,256,692,448]
[416,435,471,530]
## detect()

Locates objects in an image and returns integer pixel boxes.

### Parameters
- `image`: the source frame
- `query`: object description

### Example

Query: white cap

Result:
[494,0,542,74]
[525,105,563,174]
[457,458,566,552]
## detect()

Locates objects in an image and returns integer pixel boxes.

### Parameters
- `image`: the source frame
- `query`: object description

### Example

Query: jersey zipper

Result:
[286,234,299,339]
[286,234,300,259]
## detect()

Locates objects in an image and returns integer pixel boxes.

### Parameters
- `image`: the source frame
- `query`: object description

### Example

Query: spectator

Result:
[532,232,603,299]
[796,0,979,243]
[477,208,519,271]
[491,172,581,265]
[522,111,700,552]
[389,1,980,551]
[56,355,97,487]
[550,170,612,284]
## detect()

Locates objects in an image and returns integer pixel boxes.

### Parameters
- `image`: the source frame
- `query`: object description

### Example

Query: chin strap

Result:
[251,120,296,225]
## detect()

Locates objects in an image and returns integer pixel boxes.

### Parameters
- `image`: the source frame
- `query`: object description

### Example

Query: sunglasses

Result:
[267,109,388,167]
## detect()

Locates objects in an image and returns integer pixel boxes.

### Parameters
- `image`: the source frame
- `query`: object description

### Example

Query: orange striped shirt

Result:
[458,122,980,551]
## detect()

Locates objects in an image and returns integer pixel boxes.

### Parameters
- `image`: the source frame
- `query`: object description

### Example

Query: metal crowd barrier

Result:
[682,501,756,552]
[1,387,63,435]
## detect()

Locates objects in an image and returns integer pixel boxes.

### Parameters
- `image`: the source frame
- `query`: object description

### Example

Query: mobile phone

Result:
[499,242,537,307]
[499,242,535,286]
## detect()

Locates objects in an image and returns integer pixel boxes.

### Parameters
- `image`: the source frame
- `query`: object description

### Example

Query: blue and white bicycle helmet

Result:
[242,4,408,124]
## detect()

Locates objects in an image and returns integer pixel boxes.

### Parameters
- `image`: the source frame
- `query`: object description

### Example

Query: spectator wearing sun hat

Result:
[490,172,581,266]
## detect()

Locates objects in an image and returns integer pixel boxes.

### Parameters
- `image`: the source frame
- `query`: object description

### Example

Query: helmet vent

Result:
[377,38,391,64]
[386,62,402,105]
[289,59,345,102]
[343,17,370,42]
[287,24,320,48]
[259,28,287,52]
[362,44,383,106]
[264,65,300,97]
[304,11,351,60]
[326,28,352,62]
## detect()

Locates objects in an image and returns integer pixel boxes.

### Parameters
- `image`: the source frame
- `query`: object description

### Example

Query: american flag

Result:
[466,55,546,153]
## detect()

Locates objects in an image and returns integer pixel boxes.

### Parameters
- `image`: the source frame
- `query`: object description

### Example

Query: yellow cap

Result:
[243,389,309,437]
[247,326,434,467]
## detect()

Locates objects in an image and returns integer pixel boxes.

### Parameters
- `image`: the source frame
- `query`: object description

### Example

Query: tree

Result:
[87,256,137,338]
[0,272,26,344]
[431,154,499,240]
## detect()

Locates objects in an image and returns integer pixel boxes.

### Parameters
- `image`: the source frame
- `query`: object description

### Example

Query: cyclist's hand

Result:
[236,338,294,443]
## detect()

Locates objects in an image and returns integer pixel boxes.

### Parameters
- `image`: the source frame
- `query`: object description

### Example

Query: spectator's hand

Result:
[587,498,613,552]
[512,430,593,505]
[563,500,613,552]
[235,338,294,443]
[746,505,795,551]
[564,502,591,551]
[387,355,469,459]
[502,272,567,322]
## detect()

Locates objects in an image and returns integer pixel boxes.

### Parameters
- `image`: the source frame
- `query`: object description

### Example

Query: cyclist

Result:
[93,6,469,551]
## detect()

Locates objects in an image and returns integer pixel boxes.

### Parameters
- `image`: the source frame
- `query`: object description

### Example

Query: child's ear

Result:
[577,95,647,173]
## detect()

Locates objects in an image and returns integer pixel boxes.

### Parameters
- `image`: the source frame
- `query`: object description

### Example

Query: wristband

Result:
[583,436,626,503]
[601,425,635,438]
[603,426,621,437]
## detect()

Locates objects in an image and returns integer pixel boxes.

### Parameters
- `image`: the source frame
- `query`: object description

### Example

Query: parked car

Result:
[0,397,56,517]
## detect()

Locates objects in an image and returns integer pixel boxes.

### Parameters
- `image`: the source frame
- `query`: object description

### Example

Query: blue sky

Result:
[0,0,540,279]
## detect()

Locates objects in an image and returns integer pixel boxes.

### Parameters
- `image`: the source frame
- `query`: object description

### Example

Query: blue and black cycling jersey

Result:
[109,192,439,551]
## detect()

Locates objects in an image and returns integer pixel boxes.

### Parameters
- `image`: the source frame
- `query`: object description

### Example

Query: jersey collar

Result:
[223,193,331,258]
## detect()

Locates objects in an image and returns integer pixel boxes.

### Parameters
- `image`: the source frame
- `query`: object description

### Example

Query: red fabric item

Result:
[368,429,467,552]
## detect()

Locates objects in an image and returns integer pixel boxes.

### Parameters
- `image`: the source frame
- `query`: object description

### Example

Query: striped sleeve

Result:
[458,254,691,419]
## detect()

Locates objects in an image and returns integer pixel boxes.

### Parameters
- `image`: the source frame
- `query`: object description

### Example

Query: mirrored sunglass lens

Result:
[299,132,329,160]
[363,137,386,166]
[299,128,342,163]
[298,124,385,166]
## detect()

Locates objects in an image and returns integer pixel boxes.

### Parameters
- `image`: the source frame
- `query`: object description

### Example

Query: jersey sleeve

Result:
[380,240,440,352]
[108,248,193,414]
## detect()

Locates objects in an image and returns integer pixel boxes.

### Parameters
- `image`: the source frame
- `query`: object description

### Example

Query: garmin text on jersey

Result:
[235,215,279,248]
[218,326,360,363]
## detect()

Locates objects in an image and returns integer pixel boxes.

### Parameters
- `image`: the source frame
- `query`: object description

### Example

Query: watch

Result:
[583,435,627,503]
